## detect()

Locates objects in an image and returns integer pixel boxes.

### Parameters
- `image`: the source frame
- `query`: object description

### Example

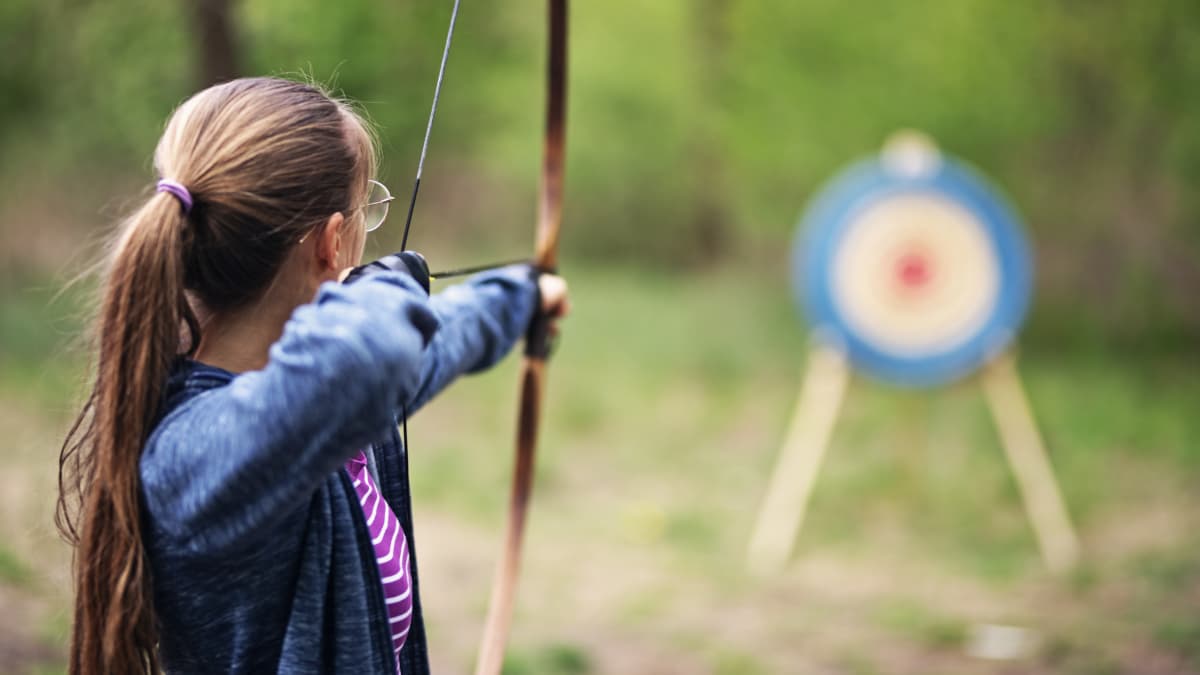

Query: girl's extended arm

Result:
[403,264,539,413]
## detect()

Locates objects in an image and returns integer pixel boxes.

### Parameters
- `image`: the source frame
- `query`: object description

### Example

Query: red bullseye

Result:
[895,250,932,289]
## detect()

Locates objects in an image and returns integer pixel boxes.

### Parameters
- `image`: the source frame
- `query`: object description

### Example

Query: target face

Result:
[794,153,1032,387]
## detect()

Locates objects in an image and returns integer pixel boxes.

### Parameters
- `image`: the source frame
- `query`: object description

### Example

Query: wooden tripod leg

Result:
[980,351,1080,572]
[747,345,849,576]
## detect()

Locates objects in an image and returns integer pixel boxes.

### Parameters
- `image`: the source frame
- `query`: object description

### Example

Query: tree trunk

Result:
[690,0,732,262]
[189,0,240,87]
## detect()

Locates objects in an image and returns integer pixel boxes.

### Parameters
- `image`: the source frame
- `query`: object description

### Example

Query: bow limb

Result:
[474,2,567,674]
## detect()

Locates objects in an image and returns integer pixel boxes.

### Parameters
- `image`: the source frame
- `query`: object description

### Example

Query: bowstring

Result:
[400,0,461,254]
[400,0,462,454]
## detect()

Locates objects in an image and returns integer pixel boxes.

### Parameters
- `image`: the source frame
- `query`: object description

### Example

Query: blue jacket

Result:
[140,267,538,674]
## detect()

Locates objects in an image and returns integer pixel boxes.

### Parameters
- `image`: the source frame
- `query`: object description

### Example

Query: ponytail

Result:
[59,193,198,674]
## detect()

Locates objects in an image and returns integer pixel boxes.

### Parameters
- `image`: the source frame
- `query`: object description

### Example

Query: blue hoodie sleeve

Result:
[140,272,438,553]
[404,264,539,414]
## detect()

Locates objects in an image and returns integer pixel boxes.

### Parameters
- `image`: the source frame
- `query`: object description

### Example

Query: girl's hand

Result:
[538,274,570,338]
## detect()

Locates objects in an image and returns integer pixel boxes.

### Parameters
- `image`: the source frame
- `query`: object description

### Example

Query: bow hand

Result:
[526,267,570,359]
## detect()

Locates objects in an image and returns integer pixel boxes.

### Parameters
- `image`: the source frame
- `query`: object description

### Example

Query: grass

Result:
[2,262,1199,673]
[874,600,968,649]
[500,642,592,675]
[0,546,32,586]
[0,278,89,414]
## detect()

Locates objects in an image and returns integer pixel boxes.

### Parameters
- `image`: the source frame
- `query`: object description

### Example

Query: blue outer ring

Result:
[792,157,1033,388]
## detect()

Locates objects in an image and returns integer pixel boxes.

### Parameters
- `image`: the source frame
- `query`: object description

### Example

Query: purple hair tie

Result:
[156,179,193,215]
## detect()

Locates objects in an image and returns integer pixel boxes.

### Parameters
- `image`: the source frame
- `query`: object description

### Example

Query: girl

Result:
[57,77,568,675]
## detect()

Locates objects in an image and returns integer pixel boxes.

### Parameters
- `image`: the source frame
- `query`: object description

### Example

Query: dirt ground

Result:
[2,371,1198,675]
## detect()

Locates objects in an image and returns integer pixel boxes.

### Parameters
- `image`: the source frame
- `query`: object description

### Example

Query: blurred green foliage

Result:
[2,0,1198,346]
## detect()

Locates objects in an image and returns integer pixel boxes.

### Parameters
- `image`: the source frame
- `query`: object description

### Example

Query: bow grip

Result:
[524,265,556,359]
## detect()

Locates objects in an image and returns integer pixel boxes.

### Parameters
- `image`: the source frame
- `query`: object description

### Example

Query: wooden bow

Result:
[474,2,568,674]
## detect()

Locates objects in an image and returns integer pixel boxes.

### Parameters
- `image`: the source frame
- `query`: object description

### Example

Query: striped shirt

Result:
[347,450,413,672]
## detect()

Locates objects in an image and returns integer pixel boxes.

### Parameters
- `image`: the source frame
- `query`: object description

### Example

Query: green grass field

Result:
[1,264,1197,674]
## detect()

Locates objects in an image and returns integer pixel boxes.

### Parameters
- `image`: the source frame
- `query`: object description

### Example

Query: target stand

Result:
[747,132,1079,576]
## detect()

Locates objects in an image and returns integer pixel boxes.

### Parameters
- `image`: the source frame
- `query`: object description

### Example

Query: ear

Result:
[315,212,345,273]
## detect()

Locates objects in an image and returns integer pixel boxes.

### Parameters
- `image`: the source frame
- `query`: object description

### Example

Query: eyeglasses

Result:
[298,180,394,245]
[363,179,394,233]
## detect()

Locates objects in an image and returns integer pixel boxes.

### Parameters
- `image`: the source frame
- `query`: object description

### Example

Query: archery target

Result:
[794,147,1032,387]
[831,193,1000,355]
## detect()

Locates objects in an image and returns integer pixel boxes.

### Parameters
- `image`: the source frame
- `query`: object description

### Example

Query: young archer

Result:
[58,76,568,675]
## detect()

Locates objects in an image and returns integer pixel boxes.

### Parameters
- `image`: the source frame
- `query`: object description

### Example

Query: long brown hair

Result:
[56,77,376,674]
